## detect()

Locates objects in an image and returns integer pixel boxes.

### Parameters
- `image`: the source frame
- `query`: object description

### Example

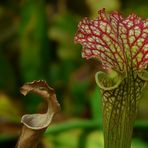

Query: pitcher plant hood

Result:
[74,8,148,73]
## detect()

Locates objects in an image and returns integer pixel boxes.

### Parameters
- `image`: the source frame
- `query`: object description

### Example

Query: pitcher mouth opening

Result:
[95,70,124,91]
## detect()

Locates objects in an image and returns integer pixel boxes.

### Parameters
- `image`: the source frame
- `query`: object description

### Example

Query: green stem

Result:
[19,0,48,81]
[95,70,146,148]
[45,120,98,135]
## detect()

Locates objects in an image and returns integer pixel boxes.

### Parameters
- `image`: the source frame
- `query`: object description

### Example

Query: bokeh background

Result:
[0,0,148,147]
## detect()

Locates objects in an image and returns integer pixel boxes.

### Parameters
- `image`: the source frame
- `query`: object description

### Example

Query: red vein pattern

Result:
[74,8,148,72]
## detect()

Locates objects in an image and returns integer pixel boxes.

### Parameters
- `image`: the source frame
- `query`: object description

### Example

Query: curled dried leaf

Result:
[20,80,60,129]
[16,80,60,148]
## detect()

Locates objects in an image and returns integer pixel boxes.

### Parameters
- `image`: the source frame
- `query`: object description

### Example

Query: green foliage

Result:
[44,129,148,148]
[19,0,48,81]
[0,0,148,147]
[86,0,121,17]
[0,93,20,123]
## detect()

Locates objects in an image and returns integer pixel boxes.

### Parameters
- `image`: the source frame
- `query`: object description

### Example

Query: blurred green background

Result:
[0,0,148,147]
